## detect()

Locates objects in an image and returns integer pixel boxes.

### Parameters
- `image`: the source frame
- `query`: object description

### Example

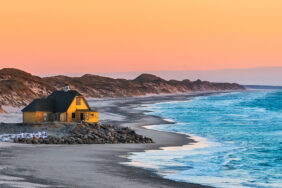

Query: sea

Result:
[126,89,282,188]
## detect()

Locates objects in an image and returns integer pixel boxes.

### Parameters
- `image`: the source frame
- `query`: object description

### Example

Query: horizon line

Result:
[38,66,282,77]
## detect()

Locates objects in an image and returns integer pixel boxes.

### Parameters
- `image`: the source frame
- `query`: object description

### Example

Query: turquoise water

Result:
[128,90,282,188]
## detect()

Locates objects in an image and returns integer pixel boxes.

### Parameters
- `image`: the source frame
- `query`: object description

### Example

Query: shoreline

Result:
[0,92,228,187]
[143,125,210,152]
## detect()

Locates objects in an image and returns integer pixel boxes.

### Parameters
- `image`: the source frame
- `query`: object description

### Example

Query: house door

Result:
[80,113,84,121]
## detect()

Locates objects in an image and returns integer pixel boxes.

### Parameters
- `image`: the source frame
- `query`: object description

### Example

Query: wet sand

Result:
[0,92,219,188]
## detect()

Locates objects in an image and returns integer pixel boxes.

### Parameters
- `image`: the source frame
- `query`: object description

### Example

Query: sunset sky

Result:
[0,0,281,75]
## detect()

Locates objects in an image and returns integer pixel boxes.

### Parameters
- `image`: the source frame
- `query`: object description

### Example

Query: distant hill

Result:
[0,68,54,107]
[0,68,245,112]
[44,72,244,98]
[82,67,282,86]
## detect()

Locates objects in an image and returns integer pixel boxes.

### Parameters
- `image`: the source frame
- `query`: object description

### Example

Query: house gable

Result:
[67,96,90,112]
[66,96,91,122]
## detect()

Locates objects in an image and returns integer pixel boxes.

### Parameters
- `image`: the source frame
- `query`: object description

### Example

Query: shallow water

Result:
[128,90,282,188]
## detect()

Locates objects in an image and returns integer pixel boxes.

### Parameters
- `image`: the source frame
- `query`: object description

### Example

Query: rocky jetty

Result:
[13,122,153,144]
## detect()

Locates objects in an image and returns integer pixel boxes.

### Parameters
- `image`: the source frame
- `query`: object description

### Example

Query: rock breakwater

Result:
[13,122,153,144]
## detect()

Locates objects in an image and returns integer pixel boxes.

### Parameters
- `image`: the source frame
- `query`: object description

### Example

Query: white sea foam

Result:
[168,174,282,188]
[143,125,213,151]
[122,124,215,176]
[122,161,155,169]
[162,118,175,123]
[160,134,211,151]
[0,131,48,142]
[168,175,247,188]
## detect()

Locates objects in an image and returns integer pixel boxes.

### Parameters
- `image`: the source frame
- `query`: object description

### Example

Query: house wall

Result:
[60,112,67,122]
[66,96,90,122]
[23,111,51,123]
[75,111,99,123]
[86,111,99,123]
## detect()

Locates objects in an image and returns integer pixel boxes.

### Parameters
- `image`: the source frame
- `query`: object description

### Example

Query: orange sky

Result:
[0,0,281,75]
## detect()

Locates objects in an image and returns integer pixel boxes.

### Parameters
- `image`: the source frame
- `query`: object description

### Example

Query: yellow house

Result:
[22,88,98,123]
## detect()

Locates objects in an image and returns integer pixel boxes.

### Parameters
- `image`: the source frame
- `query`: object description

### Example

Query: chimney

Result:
[64,85,70,92]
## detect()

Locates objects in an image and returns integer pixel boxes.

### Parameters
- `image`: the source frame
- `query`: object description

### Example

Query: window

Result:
[72,113,76,119]
[76,97,81,105]
[43,113,47,121]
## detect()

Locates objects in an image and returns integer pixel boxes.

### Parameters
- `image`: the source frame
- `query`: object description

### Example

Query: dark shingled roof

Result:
[22,90,83,112]
[47,90,82,112]
[22,99,55,112]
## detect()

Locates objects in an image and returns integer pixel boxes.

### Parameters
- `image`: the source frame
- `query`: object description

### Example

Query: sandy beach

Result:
[0,92,218,188]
